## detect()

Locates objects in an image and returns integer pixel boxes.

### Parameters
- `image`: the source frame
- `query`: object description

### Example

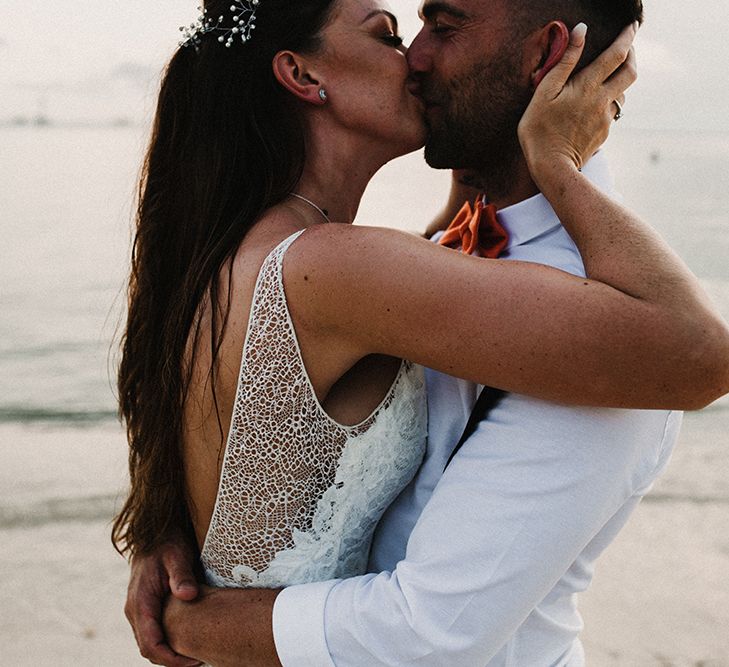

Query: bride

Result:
[114,0,728,660]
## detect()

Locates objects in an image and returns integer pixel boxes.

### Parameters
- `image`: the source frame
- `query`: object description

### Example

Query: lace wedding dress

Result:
[201,230,428,588]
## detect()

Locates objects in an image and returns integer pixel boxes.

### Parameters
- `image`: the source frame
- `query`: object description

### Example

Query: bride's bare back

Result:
[183,220,426,586]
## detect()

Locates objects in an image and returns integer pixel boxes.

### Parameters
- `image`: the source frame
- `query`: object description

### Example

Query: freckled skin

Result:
[311,0,427,159]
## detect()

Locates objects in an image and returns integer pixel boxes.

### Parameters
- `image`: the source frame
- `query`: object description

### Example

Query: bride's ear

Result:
[272,51,326,105]
[531,21,570,88]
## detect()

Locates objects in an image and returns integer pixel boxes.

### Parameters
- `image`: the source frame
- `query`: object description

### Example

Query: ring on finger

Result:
[613,99,624,122]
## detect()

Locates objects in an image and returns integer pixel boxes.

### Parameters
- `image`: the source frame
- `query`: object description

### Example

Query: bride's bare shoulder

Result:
[281,222,447,330]
[284,222,429,276]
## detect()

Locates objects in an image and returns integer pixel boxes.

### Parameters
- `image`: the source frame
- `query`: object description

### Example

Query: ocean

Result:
[1,125,728,665]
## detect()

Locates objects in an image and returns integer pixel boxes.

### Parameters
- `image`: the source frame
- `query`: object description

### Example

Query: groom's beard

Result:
[423,48,532,200]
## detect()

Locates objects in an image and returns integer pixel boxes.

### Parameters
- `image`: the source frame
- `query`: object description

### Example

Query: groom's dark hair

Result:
[513,0,644,69]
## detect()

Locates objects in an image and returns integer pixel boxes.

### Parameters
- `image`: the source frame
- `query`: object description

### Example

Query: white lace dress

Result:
[201,230,428,588]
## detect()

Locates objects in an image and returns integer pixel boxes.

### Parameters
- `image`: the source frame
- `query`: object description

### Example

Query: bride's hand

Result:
[518,22,638,188]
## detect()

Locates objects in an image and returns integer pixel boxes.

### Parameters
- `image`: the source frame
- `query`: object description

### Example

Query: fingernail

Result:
[573,22,587,39]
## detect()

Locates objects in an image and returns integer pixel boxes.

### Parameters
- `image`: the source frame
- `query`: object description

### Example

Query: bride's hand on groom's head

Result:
[518,22,638,182]
[125,538,201,667]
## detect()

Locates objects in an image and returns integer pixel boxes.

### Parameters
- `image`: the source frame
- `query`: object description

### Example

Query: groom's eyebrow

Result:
[419,1,469,21]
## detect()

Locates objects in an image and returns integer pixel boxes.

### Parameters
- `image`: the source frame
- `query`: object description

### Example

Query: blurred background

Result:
[1,1,727,664]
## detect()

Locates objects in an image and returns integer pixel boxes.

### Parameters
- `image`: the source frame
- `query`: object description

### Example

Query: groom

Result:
[127,1,679,665]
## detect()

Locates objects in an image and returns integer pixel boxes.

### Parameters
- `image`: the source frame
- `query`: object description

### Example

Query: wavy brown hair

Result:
[112,0,338,557]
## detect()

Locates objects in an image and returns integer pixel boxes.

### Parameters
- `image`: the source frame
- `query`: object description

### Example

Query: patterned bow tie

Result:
[438,198,509,258]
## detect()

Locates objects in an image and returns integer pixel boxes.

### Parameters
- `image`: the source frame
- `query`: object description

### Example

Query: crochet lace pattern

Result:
[201,230,427,588]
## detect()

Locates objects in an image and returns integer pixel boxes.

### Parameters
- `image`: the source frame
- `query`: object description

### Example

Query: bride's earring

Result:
[318,88,328,103]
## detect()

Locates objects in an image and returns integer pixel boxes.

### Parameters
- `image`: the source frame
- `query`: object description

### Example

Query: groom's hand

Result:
[125,537,202,667]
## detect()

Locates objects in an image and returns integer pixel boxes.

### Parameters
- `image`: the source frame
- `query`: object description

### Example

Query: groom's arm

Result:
[272,400,678,665]
[150,401,677,666]
[125,538,283,667]
[162,586,282,667]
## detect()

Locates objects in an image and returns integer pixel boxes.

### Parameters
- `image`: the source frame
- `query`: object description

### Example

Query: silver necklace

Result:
[289,193,331,224]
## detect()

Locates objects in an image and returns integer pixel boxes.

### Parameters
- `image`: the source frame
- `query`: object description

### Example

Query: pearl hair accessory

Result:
[179,1,261,51]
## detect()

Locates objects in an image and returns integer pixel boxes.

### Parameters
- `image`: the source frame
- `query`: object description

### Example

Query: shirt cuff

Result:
[272,579,339,667]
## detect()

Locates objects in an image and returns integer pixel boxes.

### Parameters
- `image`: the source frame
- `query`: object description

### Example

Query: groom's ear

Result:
[272,51,326,106]
[530,21,570,89]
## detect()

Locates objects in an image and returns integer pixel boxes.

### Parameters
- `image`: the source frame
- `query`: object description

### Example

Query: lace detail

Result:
[201,230,427,588]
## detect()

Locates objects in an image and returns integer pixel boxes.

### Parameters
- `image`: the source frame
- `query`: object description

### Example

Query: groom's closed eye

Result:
[418,2,469,37]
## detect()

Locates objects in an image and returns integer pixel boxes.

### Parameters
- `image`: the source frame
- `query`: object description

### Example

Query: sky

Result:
[1,0,727,132]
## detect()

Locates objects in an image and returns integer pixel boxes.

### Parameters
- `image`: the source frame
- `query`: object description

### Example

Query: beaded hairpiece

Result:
[179,1,261,51]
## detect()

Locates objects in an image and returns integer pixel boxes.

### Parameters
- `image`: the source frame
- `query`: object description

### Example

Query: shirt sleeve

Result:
[272,580,338,666]
[273,395,678,666]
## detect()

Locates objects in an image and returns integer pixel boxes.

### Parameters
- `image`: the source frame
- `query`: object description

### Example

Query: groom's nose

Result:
[406,27,433,76]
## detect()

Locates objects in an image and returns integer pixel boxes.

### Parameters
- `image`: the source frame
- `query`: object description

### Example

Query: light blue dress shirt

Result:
[272,153,682,666]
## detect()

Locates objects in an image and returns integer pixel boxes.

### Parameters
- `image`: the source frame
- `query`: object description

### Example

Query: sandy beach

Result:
[1,401,728,666]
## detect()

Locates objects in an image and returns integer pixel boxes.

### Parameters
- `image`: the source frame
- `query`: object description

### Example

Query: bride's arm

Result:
[286,24,729,410]
[516,26,714,326]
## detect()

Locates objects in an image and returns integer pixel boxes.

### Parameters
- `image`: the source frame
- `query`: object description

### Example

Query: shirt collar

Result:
[492,151,615,250]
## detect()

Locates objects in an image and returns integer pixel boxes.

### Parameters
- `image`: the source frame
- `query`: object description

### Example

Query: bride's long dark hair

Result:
[112,0,337,557]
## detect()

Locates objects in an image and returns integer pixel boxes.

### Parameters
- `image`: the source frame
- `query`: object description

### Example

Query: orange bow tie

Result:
[438,198,509,258]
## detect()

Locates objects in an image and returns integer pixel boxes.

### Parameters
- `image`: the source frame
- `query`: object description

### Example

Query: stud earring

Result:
[318,88,328,102]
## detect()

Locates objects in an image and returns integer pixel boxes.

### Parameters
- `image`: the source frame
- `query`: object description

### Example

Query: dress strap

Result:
[270,228,307,269]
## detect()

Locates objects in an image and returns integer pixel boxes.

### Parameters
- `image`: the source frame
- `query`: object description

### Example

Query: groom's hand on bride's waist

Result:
[125,537,202,667]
